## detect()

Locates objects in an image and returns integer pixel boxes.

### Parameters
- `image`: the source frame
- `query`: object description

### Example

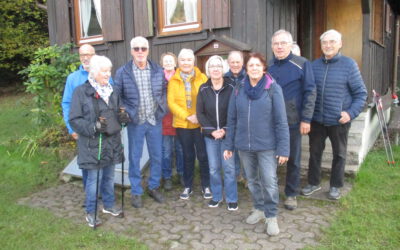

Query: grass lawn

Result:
[0,94,146,249]
[313,146,400,249]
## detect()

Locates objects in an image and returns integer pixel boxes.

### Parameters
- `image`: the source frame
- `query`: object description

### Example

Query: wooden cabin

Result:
[48,0,400,173]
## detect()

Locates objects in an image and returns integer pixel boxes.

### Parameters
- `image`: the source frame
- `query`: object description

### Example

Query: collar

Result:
[225,68,246,80]
[132,60,150,70]
[322,53,341,64]
[273,52,293,64]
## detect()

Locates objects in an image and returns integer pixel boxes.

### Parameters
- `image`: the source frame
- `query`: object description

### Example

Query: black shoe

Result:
[164,179,173,191]
[202,187,212,199]
[148,188,165,203]
[86,213,102,228]
[180,188,192,200]
[301,184,321,196]
[208,200,221,208]
[227,202,239,211]
[131,194,143,208]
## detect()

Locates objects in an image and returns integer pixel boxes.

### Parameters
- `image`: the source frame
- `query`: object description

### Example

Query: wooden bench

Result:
[388,106,400,145]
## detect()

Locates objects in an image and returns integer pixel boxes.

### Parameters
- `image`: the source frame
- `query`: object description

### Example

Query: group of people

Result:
[62,28,367,236]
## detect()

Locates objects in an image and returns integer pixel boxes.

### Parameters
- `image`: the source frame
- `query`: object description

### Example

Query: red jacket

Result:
[162,70,176,135]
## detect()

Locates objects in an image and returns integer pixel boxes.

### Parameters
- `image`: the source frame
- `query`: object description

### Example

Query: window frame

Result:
[73,0,104,45]
[370,0,384,46]
[157,0,202,36]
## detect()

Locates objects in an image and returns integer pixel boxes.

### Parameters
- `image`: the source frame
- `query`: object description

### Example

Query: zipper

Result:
[321,63,329,123]
[216,92,220,130]
[248,99,251,150]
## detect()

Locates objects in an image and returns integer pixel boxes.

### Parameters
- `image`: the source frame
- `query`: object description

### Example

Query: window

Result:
[74,0,103,44]
[371,0,384,45]
[157,0,202,36]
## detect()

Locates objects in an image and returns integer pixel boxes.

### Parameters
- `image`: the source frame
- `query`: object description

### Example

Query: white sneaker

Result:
[245,209,266,224]
[265,217,280,236]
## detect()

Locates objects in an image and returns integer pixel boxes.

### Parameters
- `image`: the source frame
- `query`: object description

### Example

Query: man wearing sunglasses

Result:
[115,36,168,208]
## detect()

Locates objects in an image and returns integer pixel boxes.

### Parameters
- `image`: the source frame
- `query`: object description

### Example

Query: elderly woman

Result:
[167,48,211,200]
[196,55,238,210]
[160,52,184,190]
[69,55,129,227]
[223,53,289,236]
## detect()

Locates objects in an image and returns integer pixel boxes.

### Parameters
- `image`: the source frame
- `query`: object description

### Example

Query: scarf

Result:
[164,69,175,81]
[244,75,267,100]
[180,70,195,108]
[89,77,113,105]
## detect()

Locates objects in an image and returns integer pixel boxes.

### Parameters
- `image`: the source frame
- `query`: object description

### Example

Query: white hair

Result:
[205,55,228,77]
[271,29,293,44]
[130,36,149,49]
[89,55,112,78]
[291,43,301,56]
[320,29,342,41]
[227,51,244,62]
[178,48,195,60]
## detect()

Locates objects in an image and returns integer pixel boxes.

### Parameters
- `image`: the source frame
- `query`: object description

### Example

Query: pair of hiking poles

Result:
[373,90,395,166]
[93,112,127,230]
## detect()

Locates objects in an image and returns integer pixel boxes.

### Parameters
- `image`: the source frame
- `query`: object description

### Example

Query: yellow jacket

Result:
[167,67,208,129]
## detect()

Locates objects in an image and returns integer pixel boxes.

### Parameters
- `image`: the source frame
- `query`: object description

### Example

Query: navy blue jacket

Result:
[312,53,367,125]
[224,74,289,157]
[268,53,316,128]
[224,68,247,86]
[114,60,167,125]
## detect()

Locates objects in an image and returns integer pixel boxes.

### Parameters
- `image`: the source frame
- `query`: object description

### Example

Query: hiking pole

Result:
[373,90,395,165]
[120,107,126,218]
[94,117,105,230]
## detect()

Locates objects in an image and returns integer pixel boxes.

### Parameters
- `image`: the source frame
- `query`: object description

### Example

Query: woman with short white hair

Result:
[69,55,129,228]
[197,55,238,210]
[167,48,211,200]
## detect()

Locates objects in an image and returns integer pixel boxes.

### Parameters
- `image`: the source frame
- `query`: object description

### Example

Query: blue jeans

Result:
[127,121,162,195]
[239,150,279,218]
[176,128,210,189]
[85,165,115,214]
[162,135,184,179]
[82,169,88,189]
[205,137,237,202]
[285,128,302,197]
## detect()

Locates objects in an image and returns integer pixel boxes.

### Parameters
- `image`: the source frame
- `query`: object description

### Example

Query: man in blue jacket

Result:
[302,29,367,200]
[62,44,96,190]
[269,30,316,210]
[115,36,168,208]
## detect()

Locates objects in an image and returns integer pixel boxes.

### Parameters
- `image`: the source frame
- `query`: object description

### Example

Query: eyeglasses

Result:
[132,47,148,52]
[272,41,289,47]
[321,40,338,46]
[209,65,223,69]
[79,53,94,57]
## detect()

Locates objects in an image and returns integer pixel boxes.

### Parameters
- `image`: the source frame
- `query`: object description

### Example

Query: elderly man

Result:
[224,51,247,181]
[62,44,96,190]
[115,36,167,208]
[302,29,367,200]
[268,29,316,210]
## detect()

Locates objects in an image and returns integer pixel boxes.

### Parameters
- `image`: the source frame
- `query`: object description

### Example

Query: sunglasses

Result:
[132,47,148,52]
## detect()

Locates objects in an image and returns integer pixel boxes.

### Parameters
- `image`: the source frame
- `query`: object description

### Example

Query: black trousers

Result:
[307,121,351,188]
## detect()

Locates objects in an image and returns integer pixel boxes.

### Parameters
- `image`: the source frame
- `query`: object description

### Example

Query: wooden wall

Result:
[46,0,298,73]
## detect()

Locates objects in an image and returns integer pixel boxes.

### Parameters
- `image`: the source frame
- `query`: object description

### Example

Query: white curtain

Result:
[165,0,177,25]
[80,0,92,37]
[93,0,102,28]
[183,0,197,23]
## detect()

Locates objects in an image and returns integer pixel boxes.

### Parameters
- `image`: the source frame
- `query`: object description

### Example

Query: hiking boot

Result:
[284,196,297,210]
[301,184,321,196]
[164,179,173,191]
[86,213,102,228]
[131,194,143,208]
[265,217,280,236]
[328,187,341,200]
[102,206,122,217]
[180,188,193,200]
[148,188,165,203]
[208,200,221,208]
[202,187,212,199]
[227,202,239,211]
[246,209,266,224]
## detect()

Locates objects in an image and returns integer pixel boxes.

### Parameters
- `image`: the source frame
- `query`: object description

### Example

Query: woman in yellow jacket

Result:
[167,48,211,200]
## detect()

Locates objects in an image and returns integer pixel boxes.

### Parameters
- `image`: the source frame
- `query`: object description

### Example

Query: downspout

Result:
[393,16,399,105]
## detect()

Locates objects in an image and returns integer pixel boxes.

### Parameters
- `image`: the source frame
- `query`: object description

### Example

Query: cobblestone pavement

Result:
[17,176,351,250]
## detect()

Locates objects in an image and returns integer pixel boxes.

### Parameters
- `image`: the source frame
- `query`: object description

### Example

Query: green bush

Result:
[0,0,49,85]
[19,43,80,126]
